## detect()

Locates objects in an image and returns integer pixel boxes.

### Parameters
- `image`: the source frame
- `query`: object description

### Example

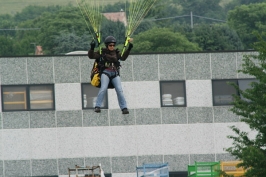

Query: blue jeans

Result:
[95,69,128,110]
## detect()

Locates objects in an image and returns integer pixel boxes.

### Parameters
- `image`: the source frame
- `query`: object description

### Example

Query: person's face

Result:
[107,43,115,51]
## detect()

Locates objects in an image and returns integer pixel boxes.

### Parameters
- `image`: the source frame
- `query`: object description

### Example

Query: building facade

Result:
[0,51,256,177]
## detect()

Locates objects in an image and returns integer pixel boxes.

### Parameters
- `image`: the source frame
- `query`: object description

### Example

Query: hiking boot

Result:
[122,108,129,114]
[94,107,101,113]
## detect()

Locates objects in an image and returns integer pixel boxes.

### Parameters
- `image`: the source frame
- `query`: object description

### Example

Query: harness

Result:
[97,50,121,82]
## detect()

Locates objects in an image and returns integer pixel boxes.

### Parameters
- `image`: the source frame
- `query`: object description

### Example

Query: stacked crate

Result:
[188,161,246,177]
[188,161,220,177]
[220,161,245,176]
[136,163,169,177]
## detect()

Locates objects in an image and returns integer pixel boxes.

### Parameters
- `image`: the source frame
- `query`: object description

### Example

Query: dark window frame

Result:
[212,78,257,106]
[160,80,187,107]
[81,83,109,109]
[1,84,55,112]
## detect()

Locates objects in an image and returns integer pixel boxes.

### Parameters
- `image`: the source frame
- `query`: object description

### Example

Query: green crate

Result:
[188,165,196,176]
[188,161,220,177]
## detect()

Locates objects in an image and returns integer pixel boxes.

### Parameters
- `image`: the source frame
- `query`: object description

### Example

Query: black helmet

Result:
[104,36,116,45]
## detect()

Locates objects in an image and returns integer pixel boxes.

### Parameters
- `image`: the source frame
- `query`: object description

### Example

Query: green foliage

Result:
[132,27,201,53]
[0,14,16,36]
[53,31,91,54]
[14,36,38,55]
[180,0,222,15]
[0,34,36,56]
[133,21,157,35]
[0,36,14,56]
[32,7,88,54]
[226,34,266,176]
[0,6,89,55]
[227,3,266,49]
[178,0,226,23]
[240,0,266,3]
[146,0,170,19]
[13,5,62,23]
[0,0,124,15]
[102,2,129,13]
[2,0,266,55]
[146,0,183,27]
[225,0,266,11]
[101,19,125,45]
[192,24,243,51]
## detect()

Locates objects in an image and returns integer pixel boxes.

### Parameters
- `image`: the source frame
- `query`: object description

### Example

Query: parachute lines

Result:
[76,0,156,55]
[76,0,103,46]
[122,0,156,55]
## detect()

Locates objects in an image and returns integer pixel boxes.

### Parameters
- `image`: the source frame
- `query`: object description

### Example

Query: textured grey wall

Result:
[0,51,255,177]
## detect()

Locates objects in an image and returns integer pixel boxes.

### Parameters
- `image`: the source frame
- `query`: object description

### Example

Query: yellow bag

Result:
[91,72,100,87]
[90,61,101,87]
[90,59,115,89]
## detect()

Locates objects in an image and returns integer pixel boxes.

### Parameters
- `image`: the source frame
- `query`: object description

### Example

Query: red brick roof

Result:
[35,45,43,55]
[103,11,127,26]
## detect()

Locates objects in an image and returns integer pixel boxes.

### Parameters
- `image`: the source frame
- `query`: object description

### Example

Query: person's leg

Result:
[95,73,109,108]
[111,74,128,110]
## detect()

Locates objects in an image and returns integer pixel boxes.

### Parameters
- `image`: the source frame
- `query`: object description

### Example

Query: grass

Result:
[0,0,234,16]
[0,0,124,15]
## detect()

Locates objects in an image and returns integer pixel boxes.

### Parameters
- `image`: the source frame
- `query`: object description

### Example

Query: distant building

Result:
[35,45,43,55]
[103,11,127,26]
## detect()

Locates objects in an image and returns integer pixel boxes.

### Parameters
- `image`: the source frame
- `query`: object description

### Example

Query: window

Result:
[238,79,258,101]
[160,81,186,107]
[81,83,108,109]
[1,84,55,111]
[212,79,237,106]
[212,79,257,106]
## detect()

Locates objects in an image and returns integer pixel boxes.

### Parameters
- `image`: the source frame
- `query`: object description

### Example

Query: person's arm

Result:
[120,43,133,61]
[88,40,101,59]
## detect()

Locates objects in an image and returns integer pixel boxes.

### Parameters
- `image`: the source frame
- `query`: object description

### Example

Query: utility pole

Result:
[190,11,193,29]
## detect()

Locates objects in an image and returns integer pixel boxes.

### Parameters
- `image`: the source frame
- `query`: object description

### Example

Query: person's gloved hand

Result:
[128,43,133,51]
[90,40,96,50]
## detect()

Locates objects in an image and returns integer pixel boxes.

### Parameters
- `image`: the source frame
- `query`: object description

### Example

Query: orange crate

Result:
[220,161,246,177]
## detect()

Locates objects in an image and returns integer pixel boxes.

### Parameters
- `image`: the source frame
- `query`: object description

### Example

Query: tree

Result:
[53,31,91,54]
[31,7,89,54]
[178,0,225,22]
[13,36,38,55]
[227,3,266,49]
[225,0,266,11]
[133,20,157,35]
[132,27,201,53]
[226,34,266,176]
[240,0,266,4]
[0,36,14,56]
[13,5,62,23]
[0,14,16,36]
[102,1,129,13]
[146,0,183,28]
[101,20,125,45]
[192,24,244,51]
[180,0,222,15]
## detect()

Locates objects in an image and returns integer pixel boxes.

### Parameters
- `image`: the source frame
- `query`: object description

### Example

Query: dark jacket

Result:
[88,48,130,62]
